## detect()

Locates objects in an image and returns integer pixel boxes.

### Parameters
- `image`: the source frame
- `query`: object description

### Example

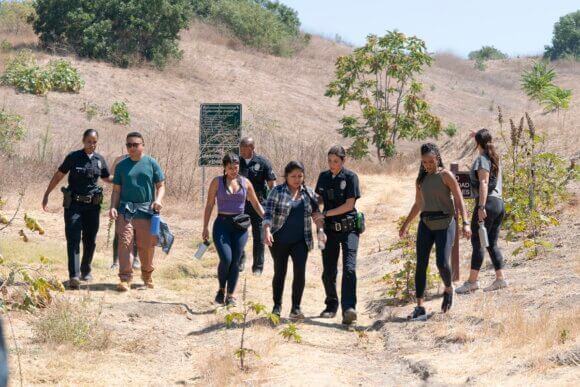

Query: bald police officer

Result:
[239,137,276,275]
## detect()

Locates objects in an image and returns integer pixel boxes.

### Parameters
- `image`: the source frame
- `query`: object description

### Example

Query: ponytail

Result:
[475,129,500,176]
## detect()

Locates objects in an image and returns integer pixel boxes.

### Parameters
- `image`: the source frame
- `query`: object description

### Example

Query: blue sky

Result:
[282,0,579,57]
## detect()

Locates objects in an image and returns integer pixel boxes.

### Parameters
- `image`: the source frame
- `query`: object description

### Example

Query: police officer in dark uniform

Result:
[315,145,361,326]
[239,137,276,275]
[42,129,111,289]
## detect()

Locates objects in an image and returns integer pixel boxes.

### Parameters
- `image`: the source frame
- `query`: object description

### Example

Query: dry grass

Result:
[32,296,112,350]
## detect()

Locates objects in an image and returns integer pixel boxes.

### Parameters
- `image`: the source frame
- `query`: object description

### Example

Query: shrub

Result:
[31,0,192,68]
[200,0,310,56]
[0,40,13,52]
[0,0,35,34]
[1,50,84,95]
[468,45,508,61]
[444,123,458,137]
[544,10,579,61]
[0,108,25,155]
[521,61,573,114]
[111,101,130,125]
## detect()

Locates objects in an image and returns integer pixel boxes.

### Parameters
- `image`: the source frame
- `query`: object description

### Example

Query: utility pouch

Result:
[355,212,366,234]
[61,186,72,209]
[421,212,453,231]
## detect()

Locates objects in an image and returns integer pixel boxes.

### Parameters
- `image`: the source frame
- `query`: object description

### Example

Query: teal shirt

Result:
[113,155,165,206]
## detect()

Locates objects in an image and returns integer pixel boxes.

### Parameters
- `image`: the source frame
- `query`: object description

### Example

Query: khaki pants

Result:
[116,216,156,281]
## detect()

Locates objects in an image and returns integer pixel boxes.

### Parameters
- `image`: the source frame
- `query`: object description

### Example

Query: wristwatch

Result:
[478,205,485,209]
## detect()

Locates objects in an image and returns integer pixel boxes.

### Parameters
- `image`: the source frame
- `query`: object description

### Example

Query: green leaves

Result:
[521,61,572,113]
[0,108,25,155]
[111,101,130,125]
[326,31,440,161]
[544,10,580,61]
[279,323,301,343]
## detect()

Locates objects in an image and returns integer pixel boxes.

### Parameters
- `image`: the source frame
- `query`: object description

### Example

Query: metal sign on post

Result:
[450,163,474,282]
[199,103,242,203]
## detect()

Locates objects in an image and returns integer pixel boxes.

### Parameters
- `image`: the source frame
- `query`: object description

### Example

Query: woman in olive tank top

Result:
[399,143,471,320]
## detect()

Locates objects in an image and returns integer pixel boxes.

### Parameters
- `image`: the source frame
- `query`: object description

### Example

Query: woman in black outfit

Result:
[456,128,508,294]
[263,161,325,320]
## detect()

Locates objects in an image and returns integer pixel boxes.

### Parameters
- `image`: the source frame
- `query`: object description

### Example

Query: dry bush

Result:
[159,261,200,281]
[32,297,111,350]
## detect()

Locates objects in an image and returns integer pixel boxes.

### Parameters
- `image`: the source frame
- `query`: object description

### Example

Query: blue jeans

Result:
[322,230,359,312]
[213,216,249,294]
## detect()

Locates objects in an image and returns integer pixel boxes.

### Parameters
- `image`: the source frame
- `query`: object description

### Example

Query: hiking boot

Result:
[69,277,81,290]
[342,308,357,326]
[441,289,453,313]
[455,280,480,294]
[80,273,93,282]
[272,304,282,317]
[407,306,427,321]
[225,296,237,307]
[214,290,225,305]
[320,308,337,319]
[141,275,154,289]
[289,307,305,321]
[116,281,131,292]
[132,257,141,270]
[483,278,508,292]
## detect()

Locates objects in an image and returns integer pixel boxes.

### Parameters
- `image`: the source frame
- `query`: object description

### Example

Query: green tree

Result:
[31,0,193,68]
[325,31,441,161]
[544,10,580,60]
[468,45,508,61]
[521,61,572,113]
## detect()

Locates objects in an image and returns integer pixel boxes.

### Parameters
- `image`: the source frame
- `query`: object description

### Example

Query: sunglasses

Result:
[126,142,143,148]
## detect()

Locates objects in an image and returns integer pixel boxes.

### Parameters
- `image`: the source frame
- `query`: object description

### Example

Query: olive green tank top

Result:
[420,172,455,214]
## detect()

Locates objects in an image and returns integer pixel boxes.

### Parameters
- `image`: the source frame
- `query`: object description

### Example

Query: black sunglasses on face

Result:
[126,142,142,148]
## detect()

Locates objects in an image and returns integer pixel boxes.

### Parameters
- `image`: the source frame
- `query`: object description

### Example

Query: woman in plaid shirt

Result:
[263,161,326,320]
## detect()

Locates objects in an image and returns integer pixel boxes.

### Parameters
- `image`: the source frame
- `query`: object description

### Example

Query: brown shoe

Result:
[141,274,154,289]
[117,281,131,292]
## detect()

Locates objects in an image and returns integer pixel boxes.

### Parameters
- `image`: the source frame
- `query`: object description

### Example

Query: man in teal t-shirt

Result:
[109,132,165,291]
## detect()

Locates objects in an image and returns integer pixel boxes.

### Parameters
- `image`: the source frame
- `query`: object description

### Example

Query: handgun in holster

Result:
[61,186,72,209]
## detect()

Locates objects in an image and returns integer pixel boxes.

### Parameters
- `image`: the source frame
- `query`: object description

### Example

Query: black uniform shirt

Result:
[239,154,276,201]
[315,168,361,220]
[58,150,110,195]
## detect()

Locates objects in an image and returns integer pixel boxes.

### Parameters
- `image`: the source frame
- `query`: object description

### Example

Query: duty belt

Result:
[73,194,94,203]
[325,217,356,233]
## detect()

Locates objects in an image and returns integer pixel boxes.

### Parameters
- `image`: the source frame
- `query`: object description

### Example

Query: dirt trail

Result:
[1,174,578,386]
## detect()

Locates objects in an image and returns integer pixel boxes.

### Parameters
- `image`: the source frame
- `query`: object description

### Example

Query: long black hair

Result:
[328,145,346,161]
[222,152,240,192]
[474,128,500,176]
[284,160,305,180]
[416,143,444,186]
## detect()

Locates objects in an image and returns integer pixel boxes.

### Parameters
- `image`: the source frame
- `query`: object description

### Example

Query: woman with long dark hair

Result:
[202,153,264,306]
[263,161,325,319]
[399,143,471,320]
[456,128,507,294]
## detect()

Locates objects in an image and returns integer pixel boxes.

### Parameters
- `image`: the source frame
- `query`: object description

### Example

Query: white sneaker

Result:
[483,279,508,292]
[455,280,480,294]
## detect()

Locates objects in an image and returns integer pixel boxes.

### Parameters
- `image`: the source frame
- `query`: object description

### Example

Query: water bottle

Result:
[318,230,326,251]
[150,212,160,236]
[194,240,211,259]
[478,222,489,248]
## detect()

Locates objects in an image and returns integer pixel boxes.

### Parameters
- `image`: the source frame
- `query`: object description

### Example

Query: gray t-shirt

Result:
[470,155,502,198]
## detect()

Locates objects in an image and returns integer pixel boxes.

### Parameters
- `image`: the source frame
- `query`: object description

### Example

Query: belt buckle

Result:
[334,222,342,232]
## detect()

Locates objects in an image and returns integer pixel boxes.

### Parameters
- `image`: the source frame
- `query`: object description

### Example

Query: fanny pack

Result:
[421,211,453,231]
[231,213,251,231]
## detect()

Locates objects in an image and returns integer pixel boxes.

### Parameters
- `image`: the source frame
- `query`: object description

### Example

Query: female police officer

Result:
[315,145,361,327]
[42,129,112,289]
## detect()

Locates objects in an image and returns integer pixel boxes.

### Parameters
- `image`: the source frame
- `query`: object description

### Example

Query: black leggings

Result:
[471,196,505,271]
[269,240,308,309]
[416,218,455,299]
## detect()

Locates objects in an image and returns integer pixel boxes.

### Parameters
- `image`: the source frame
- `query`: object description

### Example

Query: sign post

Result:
[199,103,242,204]
[450,163,474,282]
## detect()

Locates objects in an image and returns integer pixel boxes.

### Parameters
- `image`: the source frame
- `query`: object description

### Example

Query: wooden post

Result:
[450,163,460,282]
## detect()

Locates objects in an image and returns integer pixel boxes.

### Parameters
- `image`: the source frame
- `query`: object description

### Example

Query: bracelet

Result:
[478,205,485,209]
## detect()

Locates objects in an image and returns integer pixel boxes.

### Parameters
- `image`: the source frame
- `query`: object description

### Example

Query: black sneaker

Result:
[342,308,357,325]
[225,296,237,307]
[289,307,304,320]
[407,306,427,321]
[272,305,282,317]
[214,290,225,305]
[441,290,453,313]
[69,277,81,290]
[80,273,93,282]
[319,308,337,318]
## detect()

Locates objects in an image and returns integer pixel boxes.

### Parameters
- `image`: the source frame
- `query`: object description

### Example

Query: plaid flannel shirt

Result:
[263,183,320,250]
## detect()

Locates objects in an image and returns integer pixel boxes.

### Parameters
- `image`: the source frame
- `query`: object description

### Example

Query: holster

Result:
[61,186,72,209]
